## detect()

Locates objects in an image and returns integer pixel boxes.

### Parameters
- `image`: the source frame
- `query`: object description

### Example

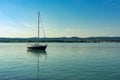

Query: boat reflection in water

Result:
[27,50,47,80]
[27,50,47,55]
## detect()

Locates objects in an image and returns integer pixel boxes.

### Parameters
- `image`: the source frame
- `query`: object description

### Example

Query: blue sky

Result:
[0,0,120,38]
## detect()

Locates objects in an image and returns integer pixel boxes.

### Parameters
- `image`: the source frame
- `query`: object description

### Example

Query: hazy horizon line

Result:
[0,36,120,38]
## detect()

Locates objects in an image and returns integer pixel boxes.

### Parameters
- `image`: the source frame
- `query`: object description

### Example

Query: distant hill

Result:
[0,37,120,43]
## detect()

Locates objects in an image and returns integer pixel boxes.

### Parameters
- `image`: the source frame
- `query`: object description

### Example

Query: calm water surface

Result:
[0,43,120,80]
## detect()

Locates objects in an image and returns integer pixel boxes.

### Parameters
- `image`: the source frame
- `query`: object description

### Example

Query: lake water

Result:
[0,43,120,80]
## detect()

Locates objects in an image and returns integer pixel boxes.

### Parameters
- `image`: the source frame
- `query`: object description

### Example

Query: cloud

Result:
[0,22,37,37]
[24,23,36,27]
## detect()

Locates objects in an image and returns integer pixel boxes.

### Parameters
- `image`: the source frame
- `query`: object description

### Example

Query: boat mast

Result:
[38,12,40,45]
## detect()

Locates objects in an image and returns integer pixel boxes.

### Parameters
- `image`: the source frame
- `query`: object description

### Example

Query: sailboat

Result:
[27,12,47,50]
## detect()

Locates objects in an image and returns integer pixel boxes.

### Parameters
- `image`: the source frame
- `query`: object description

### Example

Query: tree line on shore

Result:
[0,37,120,43]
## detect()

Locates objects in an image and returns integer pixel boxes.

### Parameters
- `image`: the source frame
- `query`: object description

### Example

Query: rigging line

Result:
[38,12,40,45]
[39,12,47,44]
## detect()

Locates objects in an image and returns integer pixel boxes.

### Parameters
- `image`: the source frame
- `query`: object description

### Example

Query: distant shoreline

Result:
[0,37,120,43]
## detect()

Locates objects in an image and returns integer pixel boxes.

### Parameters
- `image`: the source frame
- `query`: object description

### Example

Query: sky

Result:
[0,0,120,38]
